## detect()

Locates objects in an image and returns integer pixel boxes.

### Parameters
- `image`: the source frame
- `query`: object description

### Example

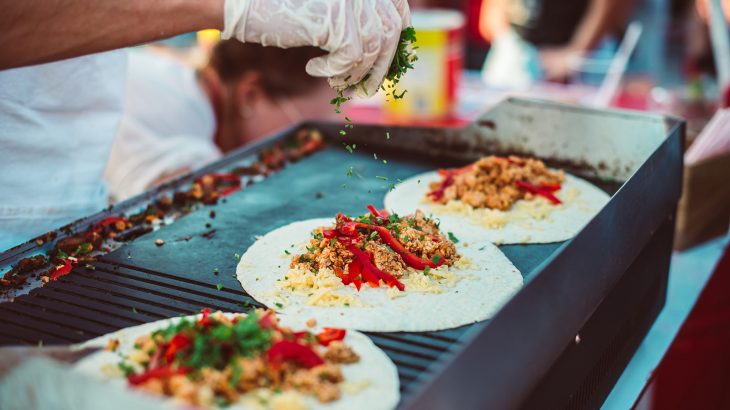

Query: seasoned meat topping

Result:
[428,156,565,211]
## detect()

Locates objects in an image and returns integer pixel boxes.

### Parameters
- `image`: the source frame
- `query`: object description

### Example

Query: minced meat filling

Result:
[429,156,565,211]
[291,209,459,279]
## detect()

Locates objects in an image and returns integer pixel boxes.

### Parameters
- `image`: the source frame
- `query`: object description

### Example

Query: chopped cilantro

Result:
[432,254,442,264]
[447,232,460,243]
[216,283,223,291]
[424,266,431,276]
[275,302,283,309]
[375,175,388,181]
[118,361,136,377]
[233,253,240,260]
[284,249,290,255]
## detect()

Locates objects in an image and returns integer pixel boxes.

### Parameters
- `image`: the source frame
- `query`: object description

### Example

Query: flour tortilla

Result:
[237,219,523,332]
[74,312,399,410]
[384,171,610,245]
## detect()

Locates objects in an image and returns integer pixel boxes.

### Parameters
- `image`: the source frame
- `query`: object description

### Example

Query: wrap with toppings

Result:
[75,310,399,410]
[237,206,522,332]
[385,156,610,245]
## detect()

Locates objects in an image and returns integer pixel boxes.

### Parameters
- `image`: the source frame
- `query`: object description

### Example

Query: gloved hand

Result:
[222,0,410,97]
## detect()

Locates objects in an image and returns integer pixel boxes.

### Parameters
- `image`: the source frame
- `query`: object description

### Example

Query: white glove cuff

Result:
[221,0,252,40]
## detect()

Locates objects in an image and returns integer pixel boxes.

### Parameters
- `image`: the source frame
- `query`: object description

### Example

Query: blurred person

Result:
[105,42,333,200]
[0,0,411,251]
[479,0,636,86]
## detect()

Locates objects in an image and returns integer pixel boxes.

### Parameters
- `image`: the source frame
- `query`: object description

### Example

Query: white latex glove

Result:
[222,0,410,97]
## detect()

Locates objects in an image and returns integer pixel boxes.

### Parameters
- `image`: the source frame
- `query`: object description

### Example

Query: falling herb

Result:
[346,166,354,177]
[375,176,388,181]
[329,27,417,138]
[233,253,240,260]
[132,307,138,314]
[383,26,418,100]
[386,132,391,140]
[216,283,223,291]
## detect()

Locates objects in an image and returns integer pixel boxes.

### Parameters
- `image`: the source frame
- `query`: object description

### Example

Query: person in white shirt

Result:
[0,0,411,251]
[106,42,334,201]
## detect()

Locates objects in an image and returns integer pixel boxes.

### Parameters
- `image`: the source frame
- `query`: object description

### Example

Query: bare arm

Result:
[569,0,637,52]
[0,0,224,69]
[539,0,636,80]
[478,0,510,42]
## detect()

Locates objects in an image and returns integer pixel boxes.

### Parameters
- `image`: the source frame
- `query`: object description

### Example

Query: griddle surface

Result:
[1,145,578,395]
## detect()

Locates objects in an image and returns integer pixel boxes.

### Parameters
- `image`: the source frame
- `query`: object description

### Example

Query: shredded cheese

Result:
[431,186,581,230]
[341,379,372,395]
[395,257,476,297]
[274,267,363,307]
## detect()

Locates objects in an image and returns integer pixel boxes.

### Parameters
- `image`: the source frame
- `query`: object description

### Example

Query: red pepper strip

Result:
[365,204,391,225]
[343,259,362,290]
[366,204,381,218]
[220,186,241,196]
[430,164,476,200]
[164,334,191,363]
[317,328,346,346]
[128,367,189,386]
[322,229,337,239]
[50,259,74,280]
[337,221,360,237]
[267,340,324,369]
[336,213,352,224]
[199,308,211,326]
[347,245,405,291]
[537,182,561,192]
[259,311,277,330]
[426,174,453,201]
[359,259,380,288]
[515,180,562,205]
[351,223,444,270]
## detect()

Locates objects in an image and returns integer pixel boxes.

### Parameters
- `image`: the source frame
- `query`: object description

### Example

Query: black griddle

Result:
[0,98,685,409]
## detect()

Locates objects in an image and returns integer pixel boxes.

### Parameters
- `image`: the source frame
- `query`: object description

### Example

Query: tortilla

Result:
[74,313,399,410]
[237,219,523,332]
[384,171,610,245]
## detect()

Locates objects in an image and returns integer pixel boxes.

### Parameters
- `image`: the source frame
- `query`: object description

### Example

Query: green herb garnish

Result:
[447,232,460,244]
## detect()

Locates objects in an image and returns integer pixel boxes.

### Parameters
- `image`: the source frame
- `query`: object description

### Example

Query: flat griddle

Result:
[0,98,684,409]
